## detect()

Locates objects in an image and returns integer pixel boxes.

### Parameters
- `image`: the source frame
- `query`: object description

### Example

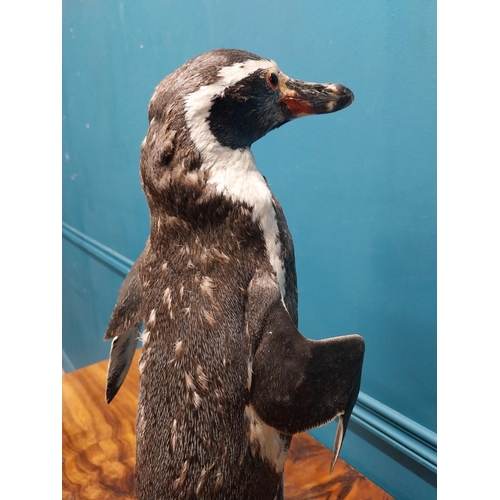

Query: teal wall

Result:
[62,1,436,498]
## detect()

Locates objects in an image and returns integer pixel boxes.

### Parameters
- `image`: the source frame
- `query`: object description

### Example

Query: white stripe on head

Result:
[184,59,286,298]
[184,58,277,160]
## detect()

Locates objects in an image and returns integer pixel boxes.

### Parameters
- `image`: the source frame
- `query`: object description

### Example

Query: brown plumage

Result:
[104,49,363,500]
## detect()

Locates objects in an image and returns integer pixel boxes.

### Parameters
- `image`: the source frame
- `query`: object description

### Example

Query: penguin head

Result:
[149,49,354,151]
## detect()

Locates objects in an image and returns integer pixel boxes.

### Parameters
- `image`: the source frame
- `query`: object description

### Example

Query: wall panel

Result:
[63,2,437,498]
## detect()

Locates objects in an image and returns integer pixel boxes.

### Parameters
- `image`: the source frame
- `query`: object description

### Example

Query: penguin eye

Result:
[266,71,279,89]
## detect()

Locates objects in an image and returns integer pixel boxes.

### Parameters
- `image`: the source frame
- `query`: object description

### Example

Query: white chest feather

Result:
[204,150,286,298]
[245,405,288,473]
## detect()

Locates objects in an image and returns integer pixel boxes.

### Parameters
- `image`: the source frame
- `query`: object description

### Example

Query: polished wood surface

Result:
[63,350,393,499]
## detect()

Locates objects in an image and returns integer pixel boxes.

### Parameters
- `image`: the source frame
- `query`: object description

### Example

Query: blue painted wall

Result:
[63,1,436,498]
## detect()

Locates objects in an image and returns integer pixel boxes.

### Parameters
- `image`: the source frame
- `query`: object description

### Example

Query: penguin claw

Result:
[330,414,345,473]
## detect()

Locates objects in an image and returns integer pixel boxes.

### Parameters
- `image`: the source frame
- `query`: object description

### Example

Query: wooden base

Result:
[63,350,393,499]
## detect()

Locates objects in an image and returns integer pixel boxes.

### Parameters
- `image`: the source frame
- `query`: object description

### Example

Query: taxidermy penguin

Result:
[104,48,364,500]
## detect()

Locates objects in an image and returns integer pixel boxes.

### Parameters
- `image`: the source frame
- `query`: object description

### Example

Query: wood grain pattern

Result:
[63,350,393,499]
[284,434,394,500]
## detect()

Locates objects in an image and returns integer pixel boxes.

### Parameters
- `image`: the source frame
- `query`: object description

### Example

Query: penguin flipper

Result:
[105,323,140,403]
[104,255,143,403]
[247,270,364,471]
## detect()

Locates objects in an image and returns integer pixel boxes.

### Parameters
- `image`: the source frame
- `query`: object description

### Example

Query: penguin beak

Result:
[279,76,354,117]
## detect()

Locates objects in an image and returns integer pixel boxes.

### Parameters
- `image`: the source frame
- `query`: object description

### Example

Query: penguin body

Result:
[105,49,364,499]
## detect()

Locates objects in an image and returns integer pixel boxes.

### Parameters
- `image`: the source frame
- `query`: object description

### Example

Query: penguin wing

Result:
[104,253,144,403]
[246,270,364,471]
[271,193,298,327]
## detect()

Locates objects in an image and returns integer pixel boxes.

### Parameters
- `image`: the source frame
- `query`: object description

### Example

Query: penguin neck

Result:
[200,148,287,300]
[201,146,265,212]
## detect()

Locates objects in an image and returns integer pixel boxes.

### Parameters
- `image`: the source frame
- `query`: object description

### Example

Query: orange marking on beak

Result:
[281,97,316,116]
[278,75,318,116]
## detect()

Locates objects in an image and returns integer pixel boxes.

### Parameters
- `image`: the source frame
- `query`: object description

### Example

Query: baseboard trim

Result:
[353,392,437,472]
[62,348,76,373]
[62,222,133,276]
[62,221,437,473]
